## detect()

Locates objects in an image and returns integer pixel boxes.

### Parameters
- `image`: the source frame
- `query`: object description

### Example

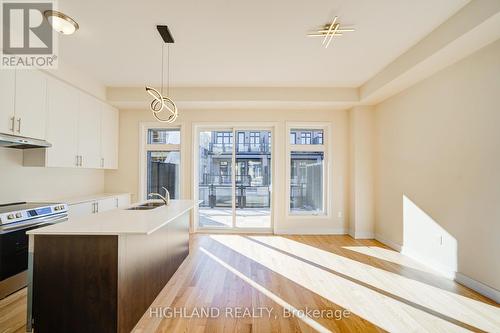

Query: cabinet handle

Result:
[101,158,104,168]
[10,116,15,132]
[16,118,21,133]
[75,155,79,167]
[96,202,99,213]
[80,155,83,167]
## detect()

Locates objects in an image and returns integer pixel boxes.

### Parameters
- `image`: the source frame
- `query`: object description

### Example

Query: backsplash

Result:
[0,148,104,203]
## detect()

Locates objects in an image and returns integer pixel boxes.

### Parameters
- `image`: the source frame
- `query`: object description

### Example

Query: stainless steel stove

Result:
[0,202,68,299]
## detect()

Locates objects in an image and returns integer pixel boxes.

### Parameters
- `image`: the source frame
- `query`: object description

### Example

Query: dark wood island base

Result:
[30,212,189,333]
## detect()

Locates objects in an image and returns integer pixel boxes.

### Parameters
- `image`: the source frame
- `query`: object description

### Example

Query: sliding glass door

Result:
[197,128,272,231]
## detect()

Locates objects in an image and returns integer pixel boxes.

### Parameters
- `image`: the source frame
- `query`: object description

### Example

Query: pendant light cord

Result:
[161,43,164,95]
[167,44,170,97]
[160,43,171,96]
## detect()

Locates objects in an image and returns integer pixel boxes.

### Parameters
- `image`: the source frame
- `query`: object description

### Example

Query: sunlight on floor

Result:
[209,235,500,333]
[199,247,331,333]
[342,245,442,275]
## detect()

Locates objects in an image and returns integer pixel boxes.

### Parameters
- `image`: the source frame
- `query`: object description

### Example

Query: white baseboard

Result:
[374,233,402,252]
[455,273,500,304]
[353,230,375,239]
[400,246,456,279]
[275,227,346,235]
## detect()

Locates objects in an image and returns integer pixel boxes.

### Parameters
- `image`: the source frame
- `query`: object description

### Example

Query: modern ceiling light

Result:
[145,25,178,123]
[308,16,354,48]
[43,10,79,35]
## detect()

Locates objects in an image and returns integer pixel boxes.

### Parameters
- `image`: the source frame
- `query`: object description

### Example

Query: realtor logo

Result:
[1,1,57,68]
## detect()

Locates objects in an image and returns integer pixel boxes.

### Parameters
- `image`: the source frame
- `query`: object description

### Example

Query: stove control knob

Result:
[16,212,22,218]
[7,214,15,220]
[54,206,59,211]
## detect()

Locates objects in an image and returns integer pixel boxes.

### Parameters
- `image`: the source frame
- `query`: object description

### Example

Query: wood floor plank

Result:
[1,234,498,333]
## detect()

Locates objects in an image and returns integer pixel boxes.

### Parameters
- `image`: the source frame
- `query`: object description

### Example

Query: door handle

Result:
[10,116,15,132]
[16,118,21,133]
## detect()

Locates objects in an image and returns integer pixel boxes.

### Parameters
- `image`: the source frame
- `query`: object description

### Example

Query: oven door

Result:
[0,214,67,297]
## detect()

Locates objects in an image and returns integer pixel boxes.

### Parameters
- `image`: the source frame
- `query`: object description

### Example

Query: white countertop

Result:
[45,192,130,205]
[27,200,195,236]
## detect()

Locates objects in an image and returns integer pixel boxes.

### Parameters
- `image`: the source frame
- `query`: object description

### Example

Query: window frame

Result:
[286,122,331,218]
[139,123,185,202]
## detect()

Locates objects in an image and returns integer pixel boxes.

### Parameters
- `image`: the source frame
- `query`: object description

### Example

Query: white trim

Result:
[455,273,500,304]
[275,227,346,235]
[352,230,375,239]
[374,233,402,252]
[401,246,456,279]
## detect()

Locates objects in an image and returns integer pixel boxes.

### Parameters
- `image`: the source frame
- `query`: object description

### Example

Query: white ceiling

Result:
[56,0,469,87]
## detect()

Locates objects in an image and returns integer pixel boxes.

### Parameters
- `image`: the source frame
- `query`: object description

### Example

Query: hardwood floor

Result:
[1,235,499,333]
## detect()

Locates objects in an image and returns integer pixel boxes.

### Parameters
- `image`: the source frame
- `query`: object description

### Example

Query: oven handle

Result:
[2,214,68,231]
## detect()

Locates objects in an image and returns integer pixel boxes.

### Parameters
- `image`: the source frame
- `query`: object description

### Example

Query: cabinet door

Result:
[77,93,101,168]
[97,197,117,213]
[68,201,95,219]
[46,77,79,167]
[100,104,119,169]
[15,69,47,139]
[116,194,131,208]
[0,70,16,134]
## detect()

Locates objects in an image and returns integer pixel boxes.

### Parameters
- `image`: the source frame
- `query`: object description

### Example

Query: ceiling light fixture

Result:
[308,16,354,48]
[145,25,178,123]
[43,10,79,35]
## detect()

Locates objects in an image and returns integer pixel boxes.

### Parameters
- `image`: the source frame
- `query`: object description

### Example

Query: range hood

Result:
[0,133,51,149]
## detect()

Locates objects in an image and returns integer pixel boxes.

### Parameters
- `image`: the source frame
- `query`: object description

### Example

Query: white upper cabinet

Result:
[0,70,16,134]
[45,77,79,167]
[100,104,119,169]
[14,70,47,139]
[77,93,102,169]
[18,70,119,170]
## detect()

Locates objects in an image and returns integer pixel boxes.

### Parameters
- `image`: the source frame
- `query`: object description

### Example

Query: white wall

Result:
[349,106,375,239]
[374,39,500,291]
[104,108,349,234]
[0,148,104,203]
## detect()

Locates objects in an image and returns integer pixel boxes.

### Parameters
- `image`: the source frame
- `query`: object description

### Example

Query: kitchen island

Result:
[26,200,194,333]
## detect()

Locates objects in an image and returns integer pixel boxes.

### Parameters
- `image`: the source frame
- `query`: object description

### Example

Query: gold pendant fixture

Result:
[308,16,354,48]
[145,25,178,123]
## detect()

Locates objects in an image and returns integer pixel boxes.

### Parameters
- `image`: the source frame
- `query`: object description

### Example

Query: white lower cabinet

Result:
[67,194,131,219]
[68,201,95,219]
[116,194,131,208]
[97,197,118,213]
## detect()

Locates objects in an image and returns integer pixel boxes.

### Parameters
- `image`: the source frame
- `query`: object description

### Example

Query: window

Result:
[216,132,232,144]
[288,126,327,215]
[147,128,180,144]
[290,152,323,213]
[249,132,260,144]
[147,151,180,199]
[290,129,324,145]
[143,127,181,200]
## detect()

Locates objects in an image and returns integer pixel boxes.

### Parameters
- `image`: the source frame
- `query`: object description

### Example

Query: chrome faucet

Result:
[148,192,168,205]
[161,186,170,201]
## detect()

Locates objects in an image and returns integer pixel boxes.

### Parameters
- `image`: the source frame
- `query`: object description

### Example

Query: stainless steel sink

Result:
[126,202,165,210]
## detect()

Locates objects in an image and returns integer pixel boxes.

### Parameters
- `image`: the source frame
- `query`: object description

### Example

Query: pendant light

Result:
[145,25,178,123]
